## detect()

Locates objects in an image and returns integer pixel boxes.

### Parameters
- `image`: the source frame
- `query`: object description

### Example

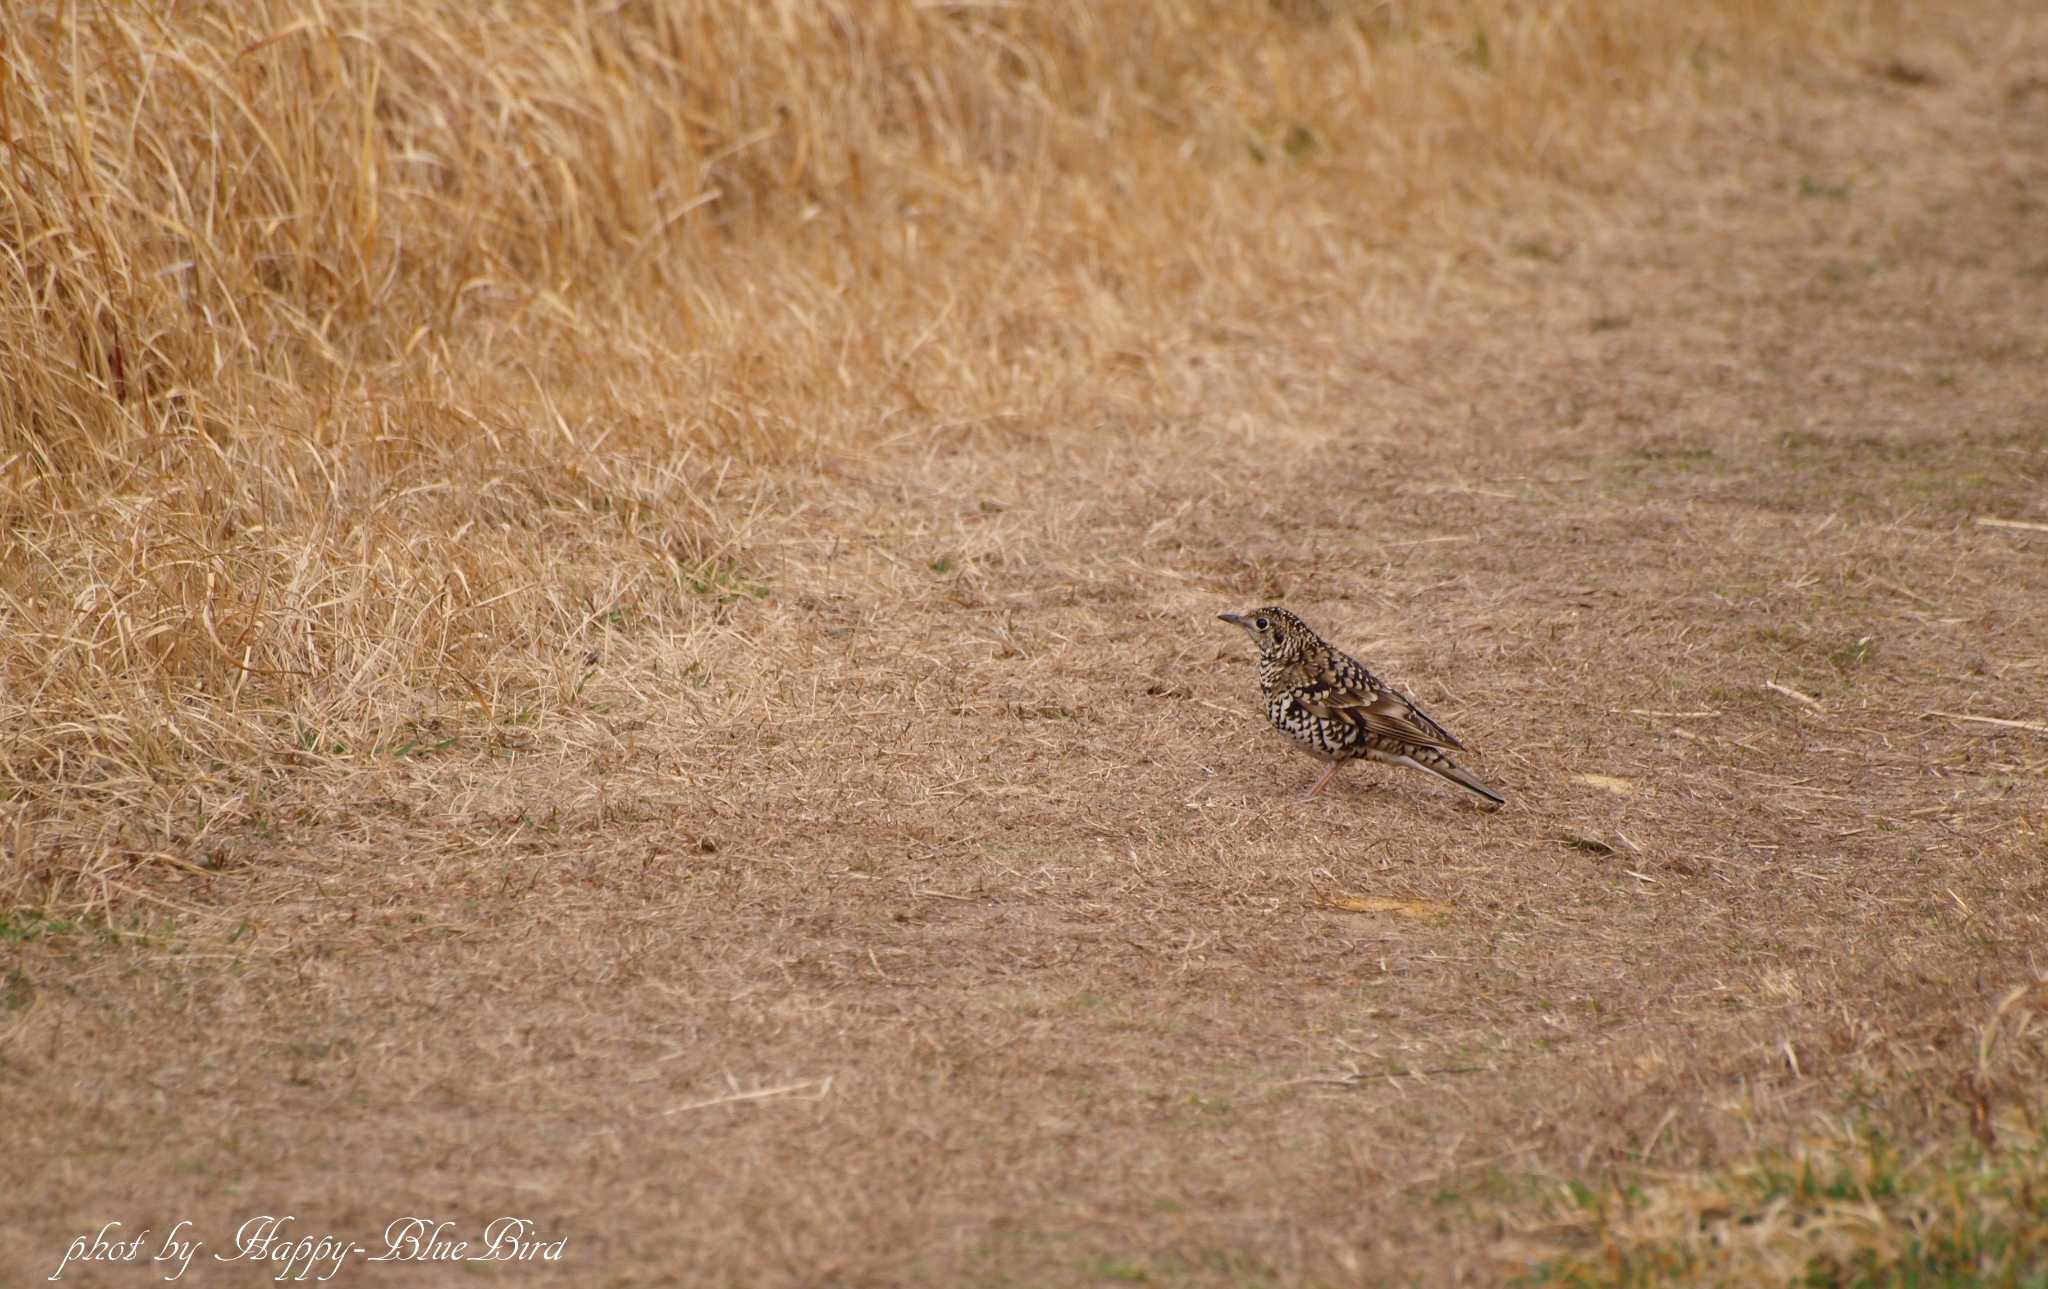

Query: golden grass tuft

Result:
[1528,980,2048,1285]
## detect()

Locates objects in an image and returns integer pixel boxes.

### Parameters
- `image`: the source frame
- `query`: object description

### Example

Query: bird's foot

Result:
[1304,763,1343,799]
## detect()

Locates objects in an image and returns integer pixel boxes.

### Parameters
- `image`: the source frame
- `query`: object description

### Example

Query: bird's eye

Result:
[1254,617,1271,631]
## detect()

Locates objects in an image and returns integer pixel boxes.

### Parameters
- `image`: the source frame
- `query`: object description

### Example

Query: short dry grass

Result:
[4,0,2047,1284]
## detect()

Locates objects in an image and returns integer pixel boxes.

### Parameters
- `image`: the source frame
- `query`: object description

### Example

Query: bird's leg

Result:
[1305,762,1342,799]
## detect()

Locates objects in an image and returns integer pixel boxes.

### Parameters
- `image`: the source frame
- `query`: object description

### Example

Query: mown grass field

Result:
[3,1,2045,1284]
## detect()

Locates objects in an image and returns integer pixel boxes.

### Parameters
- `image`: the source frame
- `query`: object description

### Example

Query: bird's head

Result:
[1218,606,1311,659]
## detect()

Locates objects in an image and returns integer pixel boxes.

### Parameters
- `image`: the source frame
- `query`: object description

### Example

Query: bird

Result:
[1218,606,1504,806]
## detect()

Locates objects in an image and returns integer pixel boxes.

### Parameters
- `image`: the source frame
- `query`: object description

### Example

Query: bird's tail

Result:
[1418,754,1506,807]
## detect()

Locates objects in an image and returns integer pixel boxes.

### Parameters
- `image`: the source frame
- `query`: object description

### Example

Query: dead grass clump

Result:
[3,0,1904,462]
[1525,980,2048,1285]
[0,377,763,913]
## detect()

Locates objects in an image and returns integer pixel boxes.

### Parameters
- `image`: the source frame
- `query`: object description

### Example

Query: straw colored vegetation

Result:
[1528,980,2048,1285]
[4,0,2046,1283]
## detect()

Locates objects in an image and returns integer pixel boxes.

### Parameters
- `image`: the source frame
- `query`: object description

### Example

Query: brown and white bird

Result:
[1219,606,1504,806]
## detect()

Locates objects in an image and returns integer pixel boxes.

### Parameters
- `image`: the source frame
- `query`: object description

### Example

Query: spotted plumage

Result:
[1218,606,1504,806]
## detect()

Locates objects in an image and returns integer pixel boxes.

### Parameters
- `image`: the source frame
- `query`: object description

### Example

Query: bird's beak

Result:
[1218,613,1248,628]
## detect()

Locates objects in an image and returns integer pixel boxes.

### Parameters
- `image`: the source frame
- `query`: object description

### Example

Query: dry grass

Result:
[5,0,2048,1284]
[0,0,1917,909]
[1528,981,2048,1284]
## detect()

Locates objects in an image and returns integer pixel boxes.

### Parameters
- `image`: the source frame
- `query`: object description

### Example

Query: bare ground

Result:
[6,11,2048,1289]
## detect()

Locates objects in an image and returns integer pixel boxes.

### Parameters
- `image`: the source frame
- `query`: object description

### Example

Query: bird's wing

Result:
[1294,670,1467,753]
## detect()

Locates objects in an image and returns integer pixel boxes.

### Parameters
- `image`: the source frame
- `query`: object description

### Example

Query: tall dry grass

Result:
[0,0,1901,912]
